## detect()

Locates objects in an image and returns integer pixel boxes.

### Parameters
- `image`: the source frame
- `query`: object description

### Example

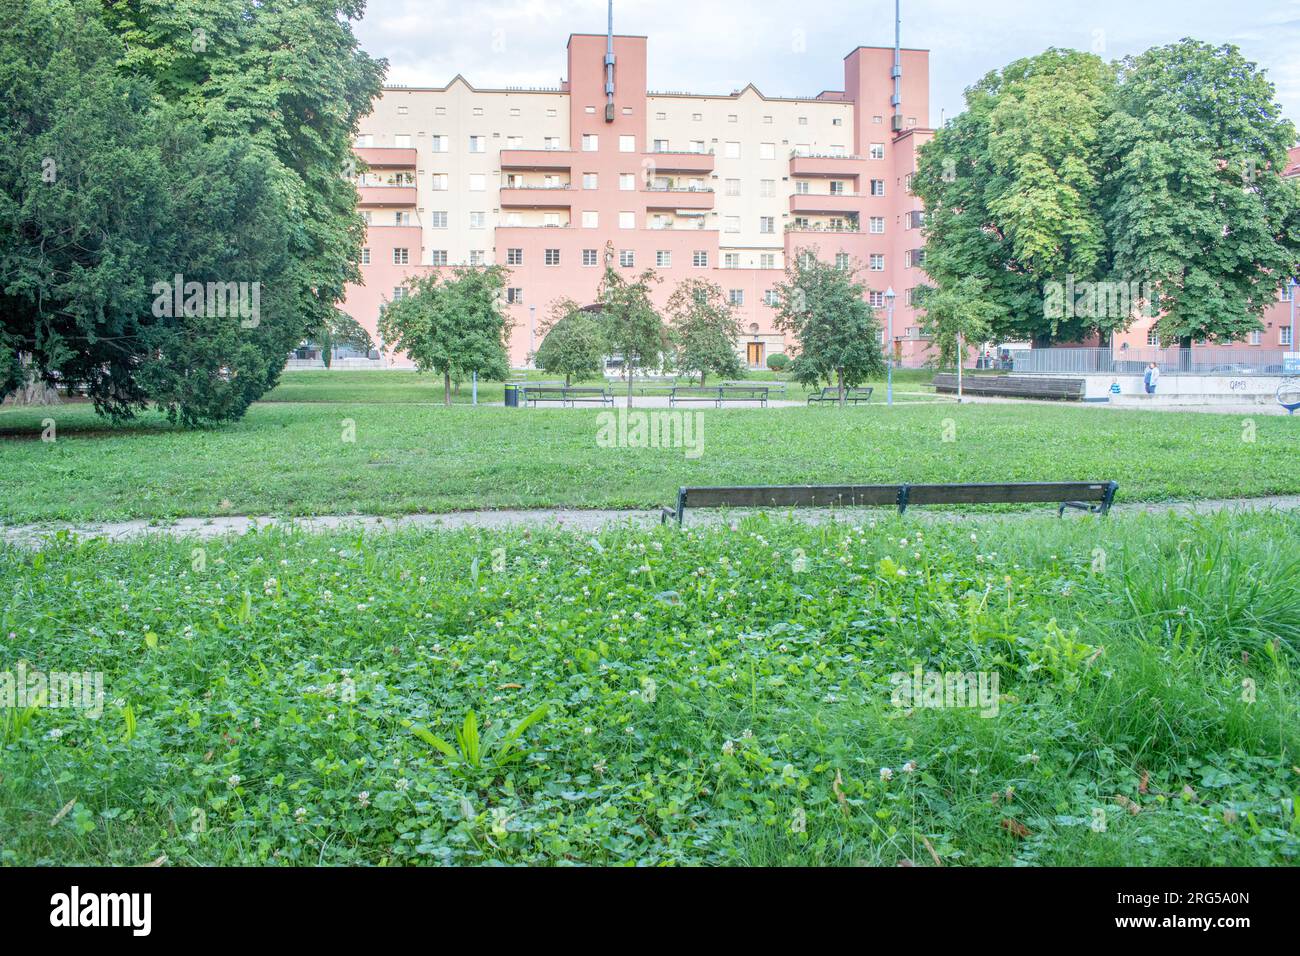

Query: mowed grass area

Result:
[1,386,1297,524]
[2,512,1296,865]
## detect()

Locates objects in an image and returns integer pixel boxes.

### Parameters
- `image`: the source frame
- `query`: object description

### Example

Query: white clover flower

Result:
[880,767,893,781]
[395,778,410,791]
[722,740,735,756]
[294,807,307,821]
[902,760,916,774]
[357,791,370,808]
[228,774,241,788]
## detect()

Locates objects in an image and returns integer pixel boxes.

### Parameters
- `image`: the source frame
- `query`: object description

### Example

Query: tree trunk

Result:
[565,372,571,387]
[3,355,61,407]
[626,368,634,409]
[443,372,451,407]
[836,367,845,408]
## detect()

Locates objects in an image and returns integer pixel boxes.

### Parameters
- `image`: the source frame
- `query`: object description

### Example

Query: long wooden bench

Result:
[932,374,1085,400]
[808,386,873,405]
[717,385,768,407]
[661,480,1118,526]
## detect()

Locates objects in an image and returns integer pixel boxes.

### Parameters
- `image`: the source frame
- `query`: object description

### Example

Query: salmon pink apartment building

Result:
[341,31,934,369]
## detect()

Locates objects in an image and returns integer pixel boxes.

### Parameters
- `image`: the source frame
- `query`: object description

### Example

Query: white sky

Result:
[355,0,1300,132]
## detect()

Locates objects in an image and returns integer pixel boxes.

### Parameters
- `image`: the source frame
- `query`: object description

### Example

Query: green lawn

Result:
[1,386,1297,524]
[2,511,1296,865]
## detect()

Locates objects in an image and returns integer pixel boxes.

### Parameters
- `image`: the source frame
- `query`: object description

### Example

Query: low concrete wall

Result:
[1070,373,1287,405]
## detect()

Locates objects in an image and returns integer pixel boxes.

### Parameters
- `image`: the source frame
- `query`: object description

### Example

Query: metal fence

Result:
[1011,347,1290,376]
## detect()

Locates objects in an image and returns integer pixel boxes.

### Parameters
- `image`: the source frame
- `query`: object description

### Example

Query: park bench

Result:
[660,480,1119,526]
[723,380,786,398]
[717,385,769,407]
[807,386,874,405]
[525,386,613,407]
[669,386,724,407]
[932,374,1085,401]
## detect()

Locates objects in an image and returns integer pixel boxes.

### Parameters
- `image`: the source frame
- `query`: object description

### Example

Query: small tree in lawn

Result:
[314,310,374,368]
[596,267,667,408]
[666,278,745,386]
[535,298,607,386]
[377,265,513,406]
[772,248,884,407]
[918,277,1004,403]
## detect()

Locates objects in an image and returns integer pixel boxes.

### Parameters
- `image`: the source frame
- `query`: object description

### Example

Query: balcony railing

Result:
[790,150,863,160]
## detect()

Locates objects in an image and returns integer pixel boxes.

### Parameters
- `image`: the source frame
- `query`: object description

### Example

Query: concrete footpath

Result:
[4,495,1300,549]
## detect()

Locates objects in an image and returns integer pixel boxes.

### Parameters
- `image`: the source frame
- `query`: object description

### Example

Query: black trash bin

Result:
[504,383,521,408]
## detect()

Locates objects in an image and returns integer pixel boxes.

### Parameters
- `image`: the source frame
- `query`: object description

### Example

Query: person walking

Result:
[1143,362,1160,395]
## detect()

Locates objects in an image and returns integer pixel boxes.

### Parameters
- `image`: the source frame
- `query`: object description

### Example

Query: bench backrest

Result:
[667,480,1117,524]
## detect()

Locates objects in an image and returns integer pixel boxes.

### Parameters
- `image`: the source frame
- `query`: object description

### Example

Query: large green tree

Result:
[914,49,1113,346]
[377,267,513,406]
[918,278,1005,401]
[666,278,745,386]
[771,249,884,406]
[1101,40,1299,350]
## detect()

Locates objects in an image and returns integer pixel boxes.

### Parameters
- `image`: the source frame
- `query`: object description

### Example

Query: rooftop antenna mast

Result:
[604,0,616,122]
[891,0,902,132]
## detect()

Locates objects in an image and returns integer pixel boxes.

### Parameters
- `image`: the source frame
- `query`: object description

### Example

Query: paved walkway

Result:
[4,495,1299,549]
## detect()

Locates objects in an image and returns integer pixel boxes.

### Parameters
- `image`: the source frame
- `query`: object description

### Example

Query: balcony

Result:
[789,192,864,215]
[788,153,868,179]
[499,149,573,171]
[354,146,417,169]
[499,184,574,208]
[643,186,715,211]
[357,185,417,207]
[644,150,715,174]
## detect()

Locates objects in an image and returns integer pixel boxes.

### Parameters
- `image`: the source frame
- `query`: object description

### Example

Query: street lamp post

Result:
[884,287,896,407]
[1290,278,1296,360]
[529,305,536,369]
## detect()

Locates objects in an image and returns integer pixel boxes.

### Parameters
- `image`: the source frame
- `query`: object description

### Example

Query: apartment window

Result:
[469,174,486,191]
[869,216,885,234]
[361,210,372,224]
[582,249,599,266]
[585,106,596,114]
[724,216,740,233]
[544,136,560,150]
[394,134,411,147]
[905,248,927,268]
[619,135,635,153]
[582,210,599,228]
[795,181,809,195]
[435,106,446,116]
[472,107,483,116]
[1147,329,1160,346]
[430,135,448,152]
[431,250,448,266]
[619,249,635,268]
[469,250,485,266]
[729,289,744,306]
[723,253,739,269]
[469,136,485,153]
[872,115,883,124]
[506,287,524,304]
[1283,327,1294,346]
[869,254,885,271]
[545,248,560,266]
[828,218,846,231]
[763,115,773,124]
[835,253,850,270]
[832,117,843,126]
[870,143,885,160]
[1249,330,1263,345]
[354,134,373,147]
[656,250,672,268]
[506,248,523,266]
[760,253,775,269]
[547,109,557,118]
[725,179,741,197]
[759,179,775,198]
[619,174,636,191]
[868,291,885,308]
[829,181,845,195]
[582,134,599,152]
[692,113,703,121]
[543,213,560,227]
[759,216,775,234]
[469,213,486,232]
[907,210,926,230]
[619,211,635,229]
[759,142,776,160]
[505,213,522,226]
[430,211,448,229]
[870,179,885,196]
[1281,284,1294,301]
[693,251,708,268]
[724,141,741,159]
[655,112,667,121]
[360,247,371,265]
[583,173,598,190]
[430,174,449,190]
[727,114,738,123]
[506,135,523,149]
[798,116,808,125]
[392,287,406,300]
[390,247,410,265]
[509,108,520,117]
[652,138,670,153]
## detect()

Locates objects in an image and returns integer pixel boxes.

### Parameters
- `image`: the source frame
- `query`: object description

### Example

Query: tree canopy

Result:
[596,265,667,407]
[666,278,745,386]
[535,299,608,386]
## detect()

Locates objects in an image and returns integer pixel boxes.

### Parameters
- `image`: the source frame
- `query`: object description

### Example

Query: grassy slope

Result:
[2,512,1296,865]
[1,398,1297,523]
